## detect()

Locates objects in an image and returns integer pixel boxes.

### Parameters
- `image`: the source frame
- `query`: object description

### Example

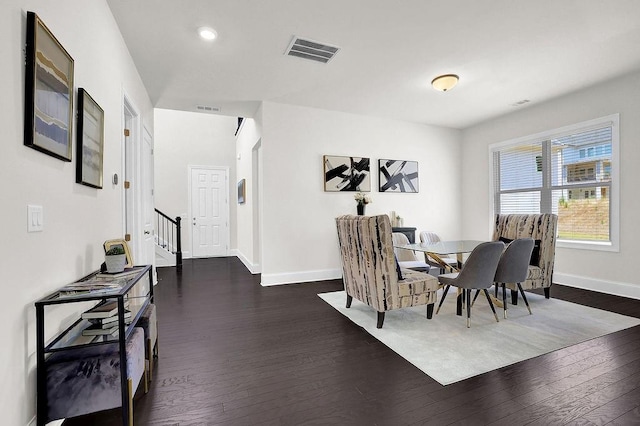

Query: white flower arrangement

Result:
[354,192,372,205]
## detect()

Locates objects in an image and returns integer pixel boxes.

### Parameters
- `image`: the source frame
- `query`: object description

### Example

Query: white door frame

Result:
[141,126,156,271]
[121,92,157,281]
[252,139,262,271]
[187,165,230,257]
[122,93,141,262]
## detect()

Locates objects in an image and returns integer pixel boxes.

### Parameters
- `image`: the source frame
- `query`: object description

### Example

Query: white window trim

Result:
[488,114,619,252]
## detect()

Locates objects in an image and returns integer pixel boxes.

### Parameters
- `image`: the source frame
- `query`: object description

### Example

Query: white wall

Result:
[258,102,462,285]
[0,2,153,424]
[154,109,238,258]
[461,71,640,299]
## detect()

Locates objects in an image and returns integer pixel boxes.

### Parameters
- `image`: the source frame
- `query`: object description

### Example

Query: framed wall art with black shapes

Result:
[323,155,371,192]
[378,159,419,193]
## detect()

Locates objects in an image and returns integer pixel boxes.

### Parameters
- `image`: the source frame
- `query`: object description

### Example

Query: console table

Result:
[35,265,153,425]
[392,226,417,243]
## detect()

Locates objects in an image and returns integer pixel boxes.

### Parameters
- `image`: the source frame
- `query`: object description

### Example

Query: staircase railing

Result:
[154,208,182,268]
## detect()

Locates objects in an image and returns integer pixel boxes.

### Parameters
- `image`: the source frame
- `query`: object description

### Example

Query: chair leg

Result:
[143,366,149,394]
[147,338,153,382]
[518,283,533,314]
[544,287,550,299]
[436,285,450,314]
[127,378,134,426]
[511,289,519,305]
[502,283,507,319]
[471,289,481,307]
[346,295,353,308]
[494,283,498,298]
[484,289,499,322]
[466,289,471,328]
[376,312,385,328]
[426,303,434,319]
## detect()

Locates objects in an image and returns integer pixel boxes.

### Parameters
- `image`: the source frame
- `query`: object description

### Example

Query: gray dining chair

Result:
[494,238,535,318]
[436,241,505,328]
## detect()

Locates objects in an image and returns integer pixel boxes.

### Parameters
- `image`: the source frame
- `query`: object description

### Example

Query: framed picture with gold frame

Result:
[103,239,134,268]
[24,11,74,161]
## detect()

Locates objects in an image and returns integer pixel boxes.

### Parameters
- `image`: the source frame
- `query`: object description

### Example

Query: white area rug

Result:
[318,288,640,385]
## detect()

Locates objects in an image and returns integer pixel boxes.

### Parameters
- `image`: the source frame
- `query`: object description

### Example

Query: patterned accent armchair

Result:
[335,214,439,328]
[492,214,558,303]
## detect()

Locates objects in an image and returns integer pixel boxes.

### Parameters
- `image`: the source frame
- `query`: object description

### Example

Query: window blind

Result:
[493,125,613,243]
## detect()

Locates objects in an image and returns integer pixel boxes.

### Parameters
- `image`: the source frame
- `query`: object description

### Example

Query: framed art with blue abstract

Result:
[323,155,371,192]
[24,11,74,162]
[379,159,419,193]
[76,89,104,188]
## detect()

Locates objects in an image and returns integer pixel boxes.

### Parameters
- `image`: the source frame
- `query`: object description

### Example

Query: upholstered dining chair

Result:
[492,214,558,304]
[436,241,505,328]
[336,214,439,328]
[419,231,457,273]
[392,232,430,272]
[493,238,535,318]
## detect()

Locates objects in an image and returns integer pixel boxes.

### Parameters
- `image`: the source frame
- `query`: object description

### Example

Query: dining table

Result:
[395,239,503,315]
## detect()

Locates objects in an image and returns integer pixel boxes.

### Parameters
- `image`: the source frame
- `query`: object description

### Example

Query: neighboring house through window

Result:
[490,114,619,251]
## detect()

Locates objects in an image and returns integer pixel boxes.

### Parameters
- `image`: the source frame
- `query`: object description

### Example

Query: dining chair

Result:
[419,231,457,273]
[494,238,535,318]
[492,214,557,303]
[392,232,430,272]
[335,215,439,328]
[436,241,505,328]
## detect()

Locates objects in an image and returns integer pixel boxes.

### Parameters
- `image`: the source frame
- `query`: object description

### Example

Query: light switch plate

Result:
[28,204,43,232]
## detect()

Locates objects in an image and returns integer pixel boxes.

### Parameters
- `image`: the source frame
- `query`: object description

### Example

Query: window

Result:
[491,115,619,251]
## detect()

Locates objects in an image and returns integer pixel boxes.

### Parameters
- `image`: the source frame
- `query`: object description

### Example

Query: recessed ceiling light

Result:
[431,74,459,92]
[198,27,217,41]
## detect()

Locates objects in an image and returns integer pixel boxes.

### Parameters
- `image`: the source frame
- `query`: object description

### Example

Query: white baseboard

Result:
[231,249,261,274]
[554,272,640,300]
[261,268,342,286]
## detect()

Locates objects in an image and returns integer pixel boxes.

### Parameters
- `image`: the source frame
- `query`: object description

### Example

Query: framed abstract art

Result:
[378,159,419,193]
[323,155,371,192]
[76,88,104,188]
[24,12,74,161]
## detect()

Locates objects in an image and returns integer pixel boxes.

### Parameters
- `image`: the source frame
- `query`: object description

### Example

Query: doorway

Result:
[122,96,156,272]
[189,166,229,257]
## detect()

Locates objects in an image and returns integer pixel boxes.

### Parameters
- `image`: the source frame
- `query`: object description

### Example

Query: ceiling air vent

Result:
[196,105,220,113]
[285,36,340,64]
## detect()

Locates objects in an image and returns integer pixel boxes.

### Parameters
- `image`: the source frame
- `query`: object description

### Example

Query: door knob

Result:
[144,230,150,235]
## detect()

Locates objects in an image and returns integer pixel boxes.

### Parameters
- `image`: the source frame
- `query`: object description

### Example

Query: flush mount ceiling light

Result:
[431,74,459,92]
[198,27,217,41]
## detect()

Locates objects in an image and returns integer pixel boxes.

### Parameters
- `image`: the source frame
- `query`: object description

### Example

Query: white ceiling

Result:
[106,0,640,129]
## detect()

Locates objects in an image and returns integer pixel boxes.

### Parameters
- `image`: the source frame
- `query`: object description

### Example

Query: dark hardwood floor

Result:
[64,257,640,425]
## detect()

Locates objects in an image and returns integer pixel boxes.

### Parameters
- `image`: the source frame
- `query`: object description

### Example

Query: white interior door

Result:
[190,167,229,257]
[141,127,155,266]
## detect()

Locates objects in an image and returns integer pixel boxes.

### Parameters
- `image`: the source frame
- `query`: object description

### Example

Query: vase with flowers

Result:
[354,192,372,215]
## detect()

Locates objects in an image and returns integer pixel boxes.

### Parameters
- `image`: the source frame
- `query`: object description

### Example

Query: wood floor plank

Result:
[62,257,640,426]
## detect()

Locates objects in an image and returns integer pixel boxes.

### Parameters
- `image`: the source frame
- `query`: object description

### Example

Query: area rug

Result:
[318,289,640,385]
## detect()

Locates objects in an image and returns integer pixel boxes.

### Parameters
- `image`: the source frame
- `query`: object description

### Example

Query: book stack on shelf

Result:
[81,300,131,337]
